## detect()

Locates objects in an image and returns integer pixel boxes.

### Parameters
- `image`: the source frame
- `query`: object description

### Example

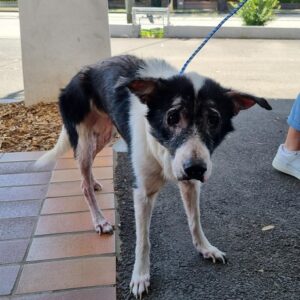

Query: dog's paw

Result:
[198,244,227,264]
[95,220,114,235]
[93,180,103,191]
[130,273,150,299]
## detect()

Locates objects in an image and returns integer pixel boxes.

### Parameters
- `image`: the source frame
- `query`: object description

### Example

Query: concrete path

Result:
[111,38,300,100]
[115,99,300,300]
[1,12,300,100]
[1,37,300,100]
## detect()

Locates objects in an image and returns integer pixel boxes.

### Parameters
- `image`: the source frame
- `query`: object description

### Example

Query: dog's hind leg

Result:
[90,113,115,192]
[90,133,104,191]
[77,125,113,235]
[179,180,226,264]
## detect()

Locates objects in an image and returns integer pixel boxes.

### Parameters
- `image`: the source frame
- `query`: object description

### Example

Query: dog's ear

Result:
[127,78,161,104]
[226,90,272,115]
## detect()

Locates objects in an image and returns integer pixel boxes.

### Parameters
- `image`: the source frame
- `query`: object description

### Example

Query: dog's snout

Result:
[183,159,207,182]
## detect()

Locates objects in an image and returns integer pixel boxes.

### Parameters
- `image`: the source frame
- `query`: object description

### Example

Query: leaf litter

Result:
[0,102,61,152]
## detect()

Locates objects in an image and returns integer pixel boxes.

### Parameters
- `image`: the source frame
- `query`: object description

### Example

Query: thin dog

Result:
[36,55,272,298]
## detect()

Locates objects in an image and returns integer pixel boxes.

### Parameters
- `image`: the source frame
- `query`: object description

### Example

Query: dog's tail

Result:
[34,127,71,169]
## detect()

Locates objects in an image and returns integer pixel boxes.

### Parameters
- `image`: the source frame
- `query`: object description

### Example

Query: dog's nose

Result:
[183,159,207,182]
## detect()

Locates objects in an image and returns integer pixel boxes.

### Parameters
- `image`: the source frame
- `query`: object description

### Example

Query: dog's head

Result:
[128,73,271,182]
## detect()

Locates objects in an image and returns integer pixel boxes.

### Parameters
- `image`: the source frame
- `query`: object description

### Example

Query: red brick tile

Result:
[11,287,116,300]
[0,151,46,162]
[60,150,74,158]
[99,147,113,156]
[35,211,115,235]
[46,180,113,198]
[41,194,114,215]
[0,185,48,201]
[55,156,113,170]
[0,172,51,187]
[16,257,116,294]
[27,232,115,261]
[0,239,29,264]
[0,265,20,295]
[51,167,113,183]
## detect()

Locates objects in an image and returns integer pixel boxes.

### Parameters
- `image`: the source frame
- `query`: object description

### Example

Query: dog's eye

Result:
[167,109,180,126]
[208,110,220,129]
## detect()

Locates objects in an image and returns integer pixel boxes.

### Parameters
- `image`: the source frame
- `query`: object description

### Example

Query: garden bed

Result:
[0,102,61,152]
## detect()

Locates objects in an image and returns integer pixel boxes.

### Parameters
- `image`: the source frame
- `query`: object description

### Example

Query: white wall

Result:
[19,0,111,105]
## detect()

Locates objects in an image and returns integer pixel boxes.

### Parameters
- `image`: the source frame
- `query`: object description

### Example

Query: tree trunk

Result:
[125,0,134,23]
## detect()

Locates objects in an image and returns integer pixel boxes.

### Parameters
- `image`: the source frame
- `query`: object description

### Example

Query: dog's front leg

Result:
[179,180,226,263]
[130,187,158,298]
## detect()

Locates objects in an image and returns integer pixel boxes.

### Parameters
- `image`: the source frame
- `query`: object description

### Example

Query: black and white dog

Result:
[37,55,271,298]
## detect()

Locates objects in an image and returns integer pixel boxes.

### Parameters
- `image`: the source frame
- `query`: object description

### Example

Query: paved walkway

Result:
[0,148,116,299]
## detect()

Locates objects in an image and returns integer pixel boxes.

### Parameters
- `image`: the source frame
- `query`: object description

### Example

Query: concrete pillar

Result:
[19,0,111,105]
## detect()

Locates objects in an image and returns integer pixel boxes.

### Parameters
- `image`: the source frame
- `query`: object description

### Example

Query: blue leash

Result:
[179,0,249,75]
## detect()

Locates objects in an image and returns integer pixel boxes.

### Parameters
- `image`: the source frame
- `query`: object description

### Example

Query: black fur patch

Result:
[196,78,235,152]
[144,76,195,155]
[142,76,236,156]
[59,55,144,151]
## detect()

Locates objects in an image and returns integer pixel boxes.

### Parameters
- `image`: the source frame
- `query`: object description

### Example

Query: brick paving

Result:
[0,148,116,299]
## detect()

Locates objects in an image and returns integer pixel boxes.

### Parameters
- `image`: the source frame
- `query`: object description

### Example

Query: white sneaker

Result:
[272,144,300,180]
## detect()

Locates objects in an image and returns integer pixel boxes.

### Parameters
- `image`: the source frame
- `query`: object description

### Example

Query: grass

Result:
[140,27,164,38]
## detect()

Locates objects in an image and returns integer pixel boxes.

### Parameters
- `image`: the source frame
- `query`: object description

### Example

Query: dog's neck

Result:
[129,94,176,181]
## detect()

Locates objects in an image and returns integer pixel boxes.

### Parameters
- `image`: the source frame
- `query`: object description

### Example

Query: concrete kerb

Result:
[164,25,300,39]
[109,19,300,40]
[109,24,140,38]
[110,24,300,39]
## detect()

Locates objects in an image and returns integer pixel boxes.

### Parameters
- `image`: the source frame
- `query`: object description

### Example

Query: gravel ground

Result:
[115,100,300,300]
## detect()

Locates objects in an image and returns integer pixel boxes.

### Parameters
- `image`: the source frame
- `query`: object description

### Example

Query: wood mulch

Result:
[0,102,62,152]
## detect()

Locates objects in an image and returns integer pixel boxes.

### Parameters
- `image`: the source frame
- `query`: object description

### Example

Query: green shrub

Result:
[140,28,164,38]
[237,0,280,26]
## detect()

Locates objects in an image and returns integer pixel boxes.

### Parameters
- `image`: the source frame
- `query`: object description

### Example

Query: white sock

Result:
[280,144,299,156]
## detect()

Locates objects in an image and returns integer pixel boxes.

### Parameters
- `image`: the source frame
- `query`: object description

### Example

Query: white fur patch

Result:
[172,97,182,106]
[172,133,212,181]
[129,94,150,183]
[34,127,70,170]
[129,93,175,182]
[130,60,210,182]
[186,72,206,94]
[145,130,175,181]
[139,59,178,79]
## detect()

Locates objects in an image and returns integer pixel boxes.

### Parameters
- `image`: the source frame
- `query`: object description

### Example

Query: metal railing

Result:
[0,1,18,8]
